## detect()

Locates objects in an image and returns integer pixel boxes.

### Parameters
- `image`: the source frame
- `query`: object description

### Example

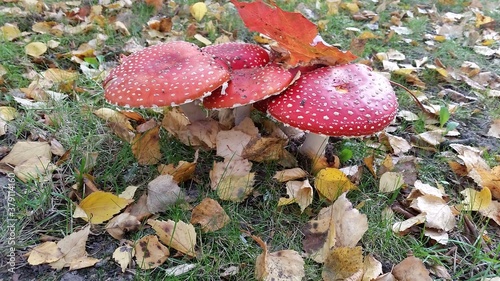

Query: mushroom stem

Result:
[299,133,329,160]
[234,104,252,125]
[180,102,208,122]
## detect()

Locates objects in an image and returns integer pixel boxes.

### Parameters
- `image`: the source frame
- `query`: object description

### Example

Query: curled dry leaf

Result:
[363,254,383,281]
[487,119,500,138]
[253,235,305,281]
[277,179,313,213]
[14,156,56,183]
[158,150,199,183]
[105,212,141,240]
[134,235,169,269]
[190,198,230,233]
[147,174,184,214]
[148,219,197,257]
[273,168,308,182]
[392,213,427,235]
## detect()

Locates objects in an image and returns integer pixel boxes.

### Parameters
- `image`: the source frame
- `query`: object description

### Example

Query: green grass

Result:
[1,0,500,279]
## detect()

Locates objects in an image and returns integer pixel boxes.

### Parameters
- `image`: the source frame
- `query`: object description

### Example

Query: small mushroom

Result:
[103,41,230,121]
[266,64,398,161]
[202,42,270,70]
[203,65,296,124]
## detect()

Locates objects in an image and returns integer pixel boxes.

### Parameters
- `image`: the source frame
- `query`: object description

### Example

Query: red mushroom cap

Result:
[104,41,230,108]
[202,42,270,70]
[202,65,296,109]
[266,64,398,136]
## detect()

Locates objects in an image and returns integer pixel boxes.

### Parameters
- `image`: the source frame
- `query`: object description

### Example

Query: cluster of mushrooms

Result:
[103,40,398,161]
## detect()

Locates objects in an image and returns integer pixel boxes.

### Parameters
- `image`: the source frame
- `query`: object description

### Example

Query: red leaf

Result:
[230,0,357,66]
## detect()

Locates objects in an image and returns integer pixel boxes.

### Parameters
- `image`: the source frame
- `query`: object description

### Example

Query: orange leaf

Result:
[230,0,356,66]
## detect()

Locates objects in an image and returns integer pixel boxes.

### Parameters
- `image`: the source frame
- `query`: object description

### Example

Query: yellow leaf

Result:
[113,245,135,273]
[148,219,197,257]
[322,246,364,280]
[0,141,51,166]
[341,2,359,14]
[77,191,130,224]
[0,106,18,121]
[42,68,79,83]
[315,168,357,201]
[28,242,63,265]
[1,23,21,41]
[434,35,446,42]
[190,2,208,22]
[25,42,48,57]
[460,187,492,211]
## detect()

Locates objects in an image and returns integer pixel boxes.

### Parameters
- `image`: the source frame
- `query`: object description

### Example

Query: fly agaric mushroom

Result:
[202,42,270,70]
[202,65,296,124]
[103,41,230,121]
[266,63,398,161]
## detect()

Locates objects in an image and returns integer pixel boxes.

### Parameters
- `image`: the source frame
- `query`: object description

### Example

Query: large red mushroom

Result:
[202,42,270,70]
[202,65,296,124]
[266,63,398,161]
[103,41,230,121]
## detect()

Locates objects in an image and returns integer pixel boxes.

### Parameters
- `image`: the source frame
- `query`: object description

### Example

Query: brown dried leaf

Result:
[392,256,432,281]
[277,179,313,213]
[190,198,230,232]
[210,159,255,202]
[131,126,161,165]
[134,235,169,269]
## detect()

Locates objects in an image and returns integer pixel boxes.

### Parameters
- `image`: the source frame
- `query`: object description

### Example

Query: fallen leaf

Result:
[0,141,51,166]
[134,235,169,269]
[113,244,135,273]
[273,168,308,182]
[314,168,357,201]
[210,159,255,202]
[487,119,500,139]
[190,2,207,21]
[253,235,305,281]
[27,242,63,265]
[1,23,22,41]
[105,212,141,240]
[363,254,383,281]
[379,172,404,193]
[14,156,56,183]
[164,263,197,277]
[278,179,313,213]
[242,136,296,166]
[190,198,230,232]
[131,126,161,165]
[76,191,131,224]
[322,246,364,281]
[303,193,367,263]
[148,219,197,257]
[392,213,427,235]
[147,174,184,214]
[216,129,252,160]
[392,255,432,281]
[49,225,99,270]
[0,106,18,121]
[230,0,356,66]
[158,150,198,183]
[460,187,491,211]
[25,42,48,57]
